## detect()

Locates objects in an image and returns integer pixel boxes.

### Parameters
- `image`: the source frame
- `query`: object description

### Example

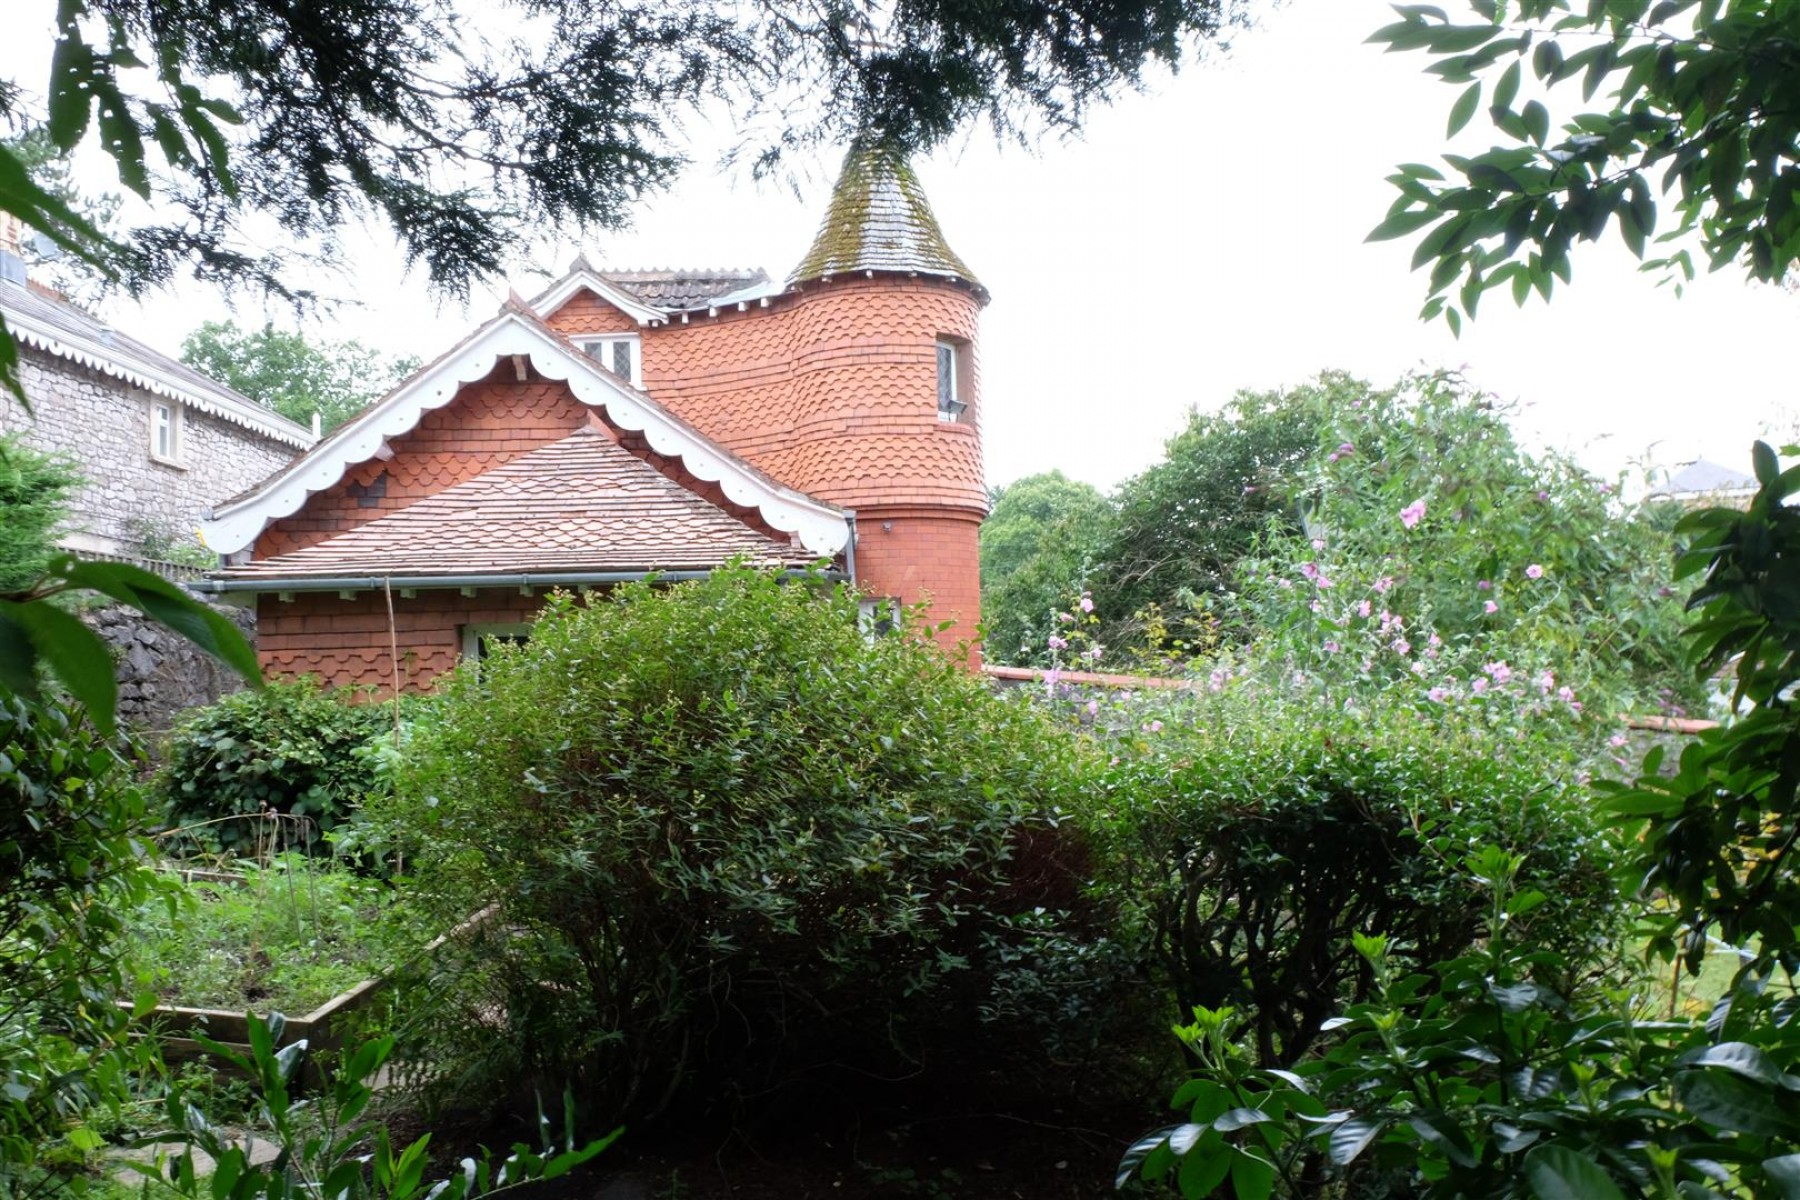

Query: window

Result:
[936,339,968,423]
[460,623,533,662]
[150,400,182,464]
[577,335,642,387]
[859,597,900,638]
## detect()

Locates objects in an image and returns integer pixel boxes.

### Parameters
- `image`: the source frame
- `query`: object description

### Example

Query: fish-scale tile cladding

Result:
[549,278,986,653]
[256,366,591,558]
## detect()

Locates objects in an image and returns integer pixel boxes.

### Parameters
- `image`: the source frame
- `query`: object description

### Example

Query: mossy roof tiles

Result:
[788,142,985,300]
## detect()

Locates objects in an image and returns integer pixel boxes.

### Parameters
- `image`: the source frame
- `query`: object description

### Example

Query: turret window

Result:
[936,339,968,423]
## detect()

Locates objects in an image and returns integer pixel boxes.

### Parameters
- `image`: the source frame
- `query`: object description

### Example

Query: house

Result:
[1645,458,1758,508]
[196,142,990,693]
[0,214,315,567]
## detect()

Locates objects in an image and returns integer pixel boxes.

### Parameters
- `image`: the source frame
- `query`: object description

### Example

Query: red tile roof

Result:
[220,428,823,580]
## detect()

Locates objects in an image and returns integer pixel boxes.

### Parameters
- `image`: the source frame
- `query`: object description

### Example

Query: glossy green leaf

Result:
[1523,1144,1628,1200]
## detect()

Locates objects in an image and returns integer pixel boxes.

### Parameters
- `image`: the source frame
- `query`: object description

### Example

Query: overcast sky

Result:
[9,0,1796,491]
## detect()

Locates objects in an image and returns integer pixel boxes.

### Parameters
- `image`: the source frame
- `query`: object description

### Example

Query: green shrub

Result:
[371,568,1099,1124]
[1094,680,1621,1069]
[1,692,160,1194]
[0,435,81,593]
[160,677,390,855]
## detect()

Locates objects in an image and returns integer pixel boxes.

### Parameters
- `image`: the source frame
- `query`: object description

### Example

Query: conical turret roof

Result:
[788,142,986,301]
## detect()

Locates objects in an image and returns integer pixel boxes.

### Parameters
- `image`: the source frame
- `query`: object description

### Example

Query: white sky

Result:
[7,0,1796,491]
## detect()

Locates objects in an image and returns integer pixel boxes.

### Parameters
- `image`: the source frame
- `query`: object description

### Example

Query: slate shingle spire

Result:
[788,141,987,302]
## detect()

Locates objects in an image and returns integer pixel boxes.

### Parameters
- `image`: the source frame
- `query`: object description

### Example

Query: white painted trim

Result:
[200,310,853,559]
[528,269,668,326]
[2,299,316,449]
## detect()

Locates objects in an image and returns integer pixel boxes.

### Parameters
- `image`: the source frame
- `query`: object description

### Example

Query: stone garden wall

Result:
[85,601,258,736]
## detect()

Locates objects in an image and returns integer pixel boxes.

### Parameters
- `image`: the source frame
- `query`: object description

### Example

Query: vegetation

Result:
[158,677,391,855]
[180,322,421,434]
[1099,681,1620,1070]
[1094,377,1331,652]
[1236,370,1699,721]
[0,692,159,1198]
[126,856,415,1014]
[1370,1,1800,332]
[1123,449,1800,1198]
[980,471,1115,666]
[0,436,80,593]
[372,568,1098,1125]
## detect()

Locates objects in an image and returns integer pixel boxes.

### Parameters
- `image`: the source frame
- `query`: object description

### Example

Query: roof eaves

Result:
[525,262,670,326]
[1,289,316,449]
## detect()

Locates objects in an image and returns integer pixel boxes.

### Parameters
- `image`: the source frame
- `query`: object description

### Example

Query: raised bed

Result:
[129,904,495,1086]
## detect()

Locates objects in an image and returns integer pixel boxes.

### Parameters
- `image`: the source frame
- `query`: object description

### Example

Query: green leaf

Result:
[1492,61,1521,114]
[1449,81,1481,137]
[1679,1042,1793,1088]
[1522,100,1550,146]
[1678,1070,1800,1136]
[0,599,117,734]
[1368,207,1443,243]
[1753,441,1778,486]
[1523,1144,1628,1200]
[54,557,261,684]
[1230,1148,1276,1200]
[47,0,94,151]
[1329,1116,1386,1165]
[1763,1155,1800,1199]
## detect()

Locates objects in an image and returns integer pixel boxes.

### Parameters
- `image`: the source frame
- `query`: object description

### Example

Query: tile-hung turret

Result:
[199,141,989,692]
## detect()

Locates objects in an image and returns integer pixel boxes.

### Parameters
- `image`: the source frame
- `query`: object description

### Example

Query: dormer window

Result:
[936,339,967,423]
[577,335,642,388]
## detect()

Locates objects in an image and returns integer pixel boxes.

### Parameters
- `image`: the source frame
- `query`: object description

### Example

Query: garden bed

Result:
[123,857,488,1084]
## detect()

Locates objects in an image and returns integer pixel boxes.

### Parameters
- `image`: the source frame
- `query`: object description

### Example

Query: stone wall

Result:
[1,350,300,558]
[84,601,258,735]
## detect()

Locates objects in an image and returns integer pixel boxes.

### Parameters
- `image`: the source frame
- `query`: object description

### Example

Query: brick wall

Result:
[853,508,982,656]
[1,350,300,558]
[257,587,546,693]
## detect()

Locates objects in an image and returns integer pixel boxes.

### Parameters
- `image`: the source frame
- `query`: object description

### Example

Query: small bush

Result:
[371,568,1100,1125]
[1094,680,1621,1068]
[159,677,390,855]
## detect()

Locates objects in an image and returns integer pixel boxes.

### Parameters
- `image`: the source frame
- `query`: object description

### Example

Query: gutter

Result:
[190,567,848,595]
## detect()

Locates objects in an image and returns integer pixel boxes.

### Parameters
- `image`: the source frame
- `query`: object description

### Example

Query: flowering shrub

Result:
[1235,371,1698,734]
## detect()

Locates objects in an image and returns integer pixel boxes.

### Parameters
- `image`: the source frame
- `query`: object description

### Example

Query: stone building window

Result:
[150,399,184,465]
[577,335,642,387]
[936,339,968,423]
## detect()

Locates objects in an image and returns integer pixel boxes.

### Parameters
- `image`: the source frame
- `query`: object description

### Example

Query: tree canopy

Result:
[1370,0,1800,332]
[0,0,1245,302]
[181,321,420,434]
[979,471,1115,665]
[1091,376,1333,641]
